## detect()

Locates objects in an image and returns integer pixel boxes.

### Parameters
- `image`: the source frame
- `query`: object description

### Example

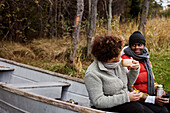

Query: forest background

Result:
[0,0,169,92]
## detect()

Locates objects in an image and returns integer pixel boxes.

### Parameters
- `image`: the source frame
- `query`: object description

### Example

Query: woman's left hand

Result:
[130,57,139,70]
[155,96,169,106]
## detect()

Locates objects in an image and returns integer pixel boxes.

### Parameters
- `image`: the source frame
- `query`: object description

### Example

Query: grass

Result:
[150,51,170,93]
[0,17,169,92]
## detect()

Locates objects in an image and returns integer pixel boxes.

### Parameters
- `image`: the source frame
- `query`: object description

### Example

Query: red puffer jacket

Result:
[121,54,148,93]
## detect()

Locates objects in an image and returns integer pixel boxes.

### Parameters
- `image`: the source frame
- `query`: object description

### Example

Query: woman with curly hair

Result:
[84,35,155,113]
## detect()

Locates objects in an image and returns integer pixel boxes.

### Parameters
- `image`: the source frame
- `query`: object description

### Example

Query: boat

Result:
[0,57,115,113]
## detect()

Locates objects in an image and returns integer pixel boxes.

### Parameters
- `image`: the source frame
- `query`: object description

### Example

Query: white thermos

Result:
[157,85,163,96]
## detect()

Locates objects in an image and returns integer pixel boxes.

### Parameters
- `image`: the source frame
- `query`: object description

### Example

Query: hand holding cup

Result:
[122,57,139,70]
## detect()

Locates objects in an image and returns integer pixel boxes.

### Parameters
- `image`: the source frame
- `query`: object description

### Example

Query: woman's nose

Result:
[135,45,140,48]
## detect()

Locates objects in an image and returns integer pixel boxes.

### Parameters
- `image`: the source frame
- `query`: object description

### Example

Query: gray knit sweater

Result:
[84,59,140,108]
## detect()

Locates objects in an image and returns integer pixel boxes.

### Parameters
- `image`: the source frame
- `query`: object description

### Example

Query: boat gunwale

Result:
[0,58,84,83]
[0,83,105,113]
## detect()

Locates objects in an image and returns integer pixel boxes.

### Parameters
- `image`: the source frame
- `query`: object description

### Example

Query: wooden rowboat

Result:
[0,58,115,113]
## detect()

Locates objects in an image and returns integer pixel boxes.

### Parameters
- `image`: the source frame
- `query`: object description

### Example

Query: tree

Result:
[107,0,113,35]
[138,0,150,34]
[129,0,141,19]
[87,0,98,58]
[72,0,84,71]
[86,0,91,58]
[149,1,162,18]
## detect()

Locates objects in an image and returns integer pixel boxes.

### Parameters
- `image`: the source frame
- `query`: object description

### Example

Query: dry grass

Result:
[0,41,35,59]
[0,17,169,80]
[29,38,72,60]
[96,17,169,53]
[145,18,170,53]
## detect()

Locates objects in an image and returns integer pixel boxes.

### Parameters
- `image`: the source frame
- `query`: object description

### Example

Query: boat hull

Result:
[0,58,109,113]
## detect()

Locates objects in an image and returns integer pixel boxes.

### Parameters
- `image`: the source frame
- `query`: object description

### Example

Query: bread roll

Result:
[122,59,133,67]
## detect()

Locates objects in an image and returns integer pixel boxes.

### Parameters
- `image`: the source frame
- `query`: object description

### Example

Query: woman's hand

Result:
[129,57,139,70]
[162,90,166,95]
[155,96,169,106]
[128,91,141,101]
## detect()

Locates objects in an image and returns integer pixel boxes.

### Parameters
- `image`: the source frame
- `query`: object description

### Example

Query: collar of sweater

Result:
[94,58,122,71]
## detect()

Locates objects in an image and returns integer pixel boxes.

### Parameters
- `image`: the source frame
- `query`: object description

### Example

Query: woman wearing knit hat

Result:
[122,31,169,113]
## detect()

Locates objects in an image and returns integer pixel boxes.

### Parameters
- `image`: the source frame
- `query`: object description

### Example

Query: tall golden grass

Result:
[96,17,170,54]
[0,17,169,78]
[145,17,169,53]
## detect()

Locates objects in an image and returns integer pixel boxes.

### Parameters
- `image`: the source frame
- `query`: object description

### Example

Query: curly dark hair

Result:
[91,35,124,62]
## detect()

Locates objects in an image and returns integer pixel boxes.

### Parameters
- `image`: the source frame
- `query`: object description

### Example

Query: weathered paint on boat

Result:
[0,58,115,113]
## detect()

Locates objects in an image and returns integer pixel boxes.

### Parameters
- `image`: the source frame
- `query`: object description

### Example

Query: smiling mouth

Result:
[134,50,141,53]
[135,50,140,52]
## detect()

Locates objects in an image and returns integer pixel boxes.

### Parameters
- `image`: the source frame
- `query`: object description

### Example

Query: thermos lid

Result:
[157,84,163,88]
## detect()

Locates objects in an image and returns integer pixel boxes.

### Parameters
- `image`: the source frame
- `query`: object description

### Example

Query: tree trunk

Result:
[72,0,84,71]
[37,3,43,38]
[103,0,108,17]
[107,0,113,35]
[86,0,91,58]
[53,0,58,38]
[47,0,53,38]
[87,0,98,58]
[138,0,150,35]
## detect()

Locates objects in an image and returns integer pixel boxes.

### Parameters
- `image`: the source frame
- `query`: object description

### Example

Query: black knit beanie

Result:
[129,31,146,46]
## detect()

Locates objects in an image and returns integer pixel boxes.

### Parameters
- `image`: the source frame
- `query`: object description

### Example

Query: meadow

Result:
[0,17,169,92]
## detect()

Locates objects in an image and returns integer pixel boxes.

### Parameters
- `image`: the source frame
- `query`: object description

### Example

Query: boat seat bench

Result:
[0,66,14,71]
[7,81,70,89]
[7,81,70,99]
[0,66,14,83]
